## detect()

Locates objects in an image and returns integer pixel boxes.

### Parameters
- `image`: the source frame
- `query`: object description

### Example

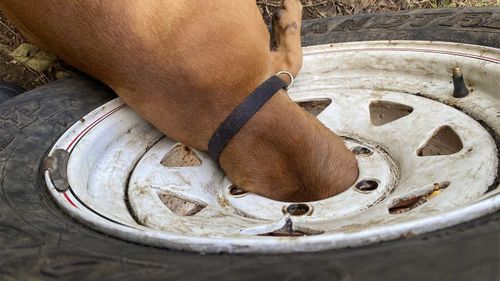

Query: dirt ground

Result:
[0,0,498,91]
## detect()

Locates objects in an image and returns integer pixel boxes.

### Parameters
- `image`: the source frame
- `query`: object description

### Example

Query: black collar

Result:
[208,75,288,163]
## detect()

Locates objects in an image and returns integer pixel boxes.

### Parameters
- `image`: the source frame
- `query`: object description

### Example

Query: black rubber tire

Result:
[0,82,25,104]
[1,7,499,281]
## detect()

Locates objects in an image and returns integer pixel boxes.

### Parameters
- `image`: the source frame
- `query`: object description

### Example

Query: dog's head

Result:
[220,93,359,202]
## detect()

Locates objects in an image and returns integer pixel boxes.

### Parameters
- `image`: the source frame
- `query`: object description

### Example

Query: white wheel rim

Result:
[44,41,499,254]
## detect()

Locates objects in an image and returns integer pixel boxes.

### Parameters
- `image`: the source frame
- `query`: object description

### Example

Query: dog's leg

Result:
[270,0,303,80]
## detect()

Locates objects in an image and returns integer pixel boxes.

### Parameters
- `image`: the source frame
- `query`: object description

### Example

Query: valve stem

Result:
[452,67,469,98]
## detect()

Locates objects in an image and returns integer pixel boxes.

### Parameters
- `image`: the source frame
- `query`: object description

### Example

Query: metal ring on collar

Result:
[275,70,294,90]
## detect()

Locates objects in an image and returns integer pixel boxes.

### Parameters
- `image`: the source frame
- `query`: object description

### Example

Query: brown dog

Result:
[0,0,358,202]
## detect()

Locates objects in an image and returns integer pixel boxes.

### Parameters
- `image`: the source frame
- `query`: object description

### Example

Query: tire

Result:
[0,82,24,104]
[1,8,499,281]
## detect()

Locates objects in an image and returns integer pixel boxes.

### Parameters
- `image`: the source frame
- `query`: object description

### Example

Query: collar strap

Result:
[208,75,288,163]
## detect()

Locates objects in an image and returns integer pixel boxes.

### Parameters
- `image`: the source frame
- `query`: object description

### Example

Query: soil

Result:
[0,14,43,90]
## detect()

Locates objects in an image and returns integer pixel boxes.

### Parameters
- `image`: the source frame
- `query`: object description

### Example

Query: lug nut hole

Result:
[355,180,379,193]
[283,204,311,216]
[229,185,248,196]
[352,146,373,156]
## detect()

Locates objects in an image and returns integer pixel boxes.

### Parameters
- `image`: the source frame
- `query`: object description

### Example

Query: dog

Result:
[0,0,358,202]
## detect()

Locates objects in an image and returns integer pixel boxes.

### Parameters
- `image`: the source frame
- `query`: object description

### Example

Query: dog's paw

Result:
[272,0,302,44]
[271,0,303,78]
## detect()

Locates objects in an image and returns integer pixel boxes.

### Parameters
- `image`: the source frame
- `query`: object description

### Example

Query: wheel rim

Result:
[44,41,499,254]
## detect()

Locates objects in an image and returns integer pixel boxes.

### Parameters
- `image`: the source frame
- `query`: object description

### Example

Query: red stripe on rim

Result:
[63,192,78,208]
[329,47,500,64]
[66,104,126,151]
